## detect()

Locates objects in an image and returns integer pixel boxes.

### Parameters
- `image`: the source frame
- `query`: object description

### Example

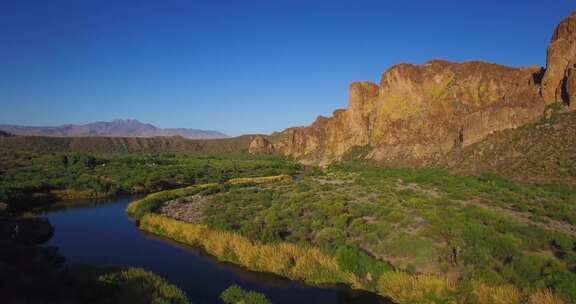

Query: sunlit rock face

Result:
[259,11,576,165]
[248,135,275,154]
[269,60,544,165]
[542,11,576,109]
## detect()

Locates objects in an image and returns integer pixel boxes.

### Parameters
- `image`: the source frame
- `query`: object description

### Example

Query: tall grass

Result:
[527,289,567,304]
[139,214,350,285]
[471,281,522,304]
[377,271,457,304]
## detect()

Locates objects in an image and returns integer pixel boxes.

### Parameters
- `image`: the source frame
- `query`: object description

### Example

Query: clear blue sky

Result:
[0,1,573,136]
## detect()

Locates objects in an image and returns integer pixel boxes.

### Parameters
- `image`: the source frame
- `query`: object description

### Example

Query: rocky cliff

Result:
[542,11,576,109]
[256,11,576,166]
[248,135,275,154]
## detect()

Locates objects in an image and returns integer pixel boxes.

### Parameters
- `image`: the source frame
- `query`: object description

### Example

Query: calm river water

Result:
[44,195,391,304]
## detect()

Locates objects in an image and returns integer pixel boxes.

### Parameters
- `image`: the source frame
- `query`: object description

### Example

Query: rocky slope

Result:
[445,107,576,186]
[252,11,576,169]
[0,119,228,139]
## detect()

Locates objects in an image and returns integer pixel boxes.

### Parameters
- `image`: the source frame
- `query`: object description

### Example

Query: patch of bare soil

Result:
[396,179,442,198]
[159,195,210,224]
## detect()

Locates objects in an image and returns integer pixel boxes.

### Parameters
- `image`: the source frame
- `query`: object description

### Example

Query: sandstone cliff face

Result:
[248,135,275,154]
[266,61,545,165]
[542,11,576,108]
[252,12,576,165]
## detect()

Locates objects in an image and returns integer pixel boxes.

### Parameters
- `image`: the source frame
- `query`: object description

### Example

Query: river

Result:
[44,195,391,304]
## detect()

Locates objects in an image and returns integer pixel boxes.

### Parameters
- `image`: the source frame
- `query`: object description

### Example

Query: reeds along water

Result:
[137,214,568,304]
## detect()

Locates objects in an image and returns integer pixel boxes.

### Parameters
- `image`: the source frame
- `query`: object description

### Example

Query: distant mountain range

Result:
[0,120,228,139]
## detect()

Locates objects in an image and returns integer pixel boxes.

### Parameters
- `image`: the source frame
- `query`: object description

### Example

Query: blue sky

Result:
[0,1,573,136]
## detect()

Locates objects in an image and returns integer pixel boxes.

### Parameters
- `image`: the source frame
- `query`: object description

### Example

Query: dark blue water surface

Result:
[44,196,390,304]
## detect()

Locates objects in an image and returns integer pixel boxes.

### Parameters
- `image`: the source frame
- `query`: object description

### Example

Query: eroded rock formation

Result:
[248,135,275,154]
[542,11,576,108]
[251,11,576,166]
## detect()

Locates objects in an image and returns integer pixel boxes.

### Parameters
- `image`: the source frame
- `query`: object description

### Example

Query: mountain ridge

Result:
[0,119,228,140]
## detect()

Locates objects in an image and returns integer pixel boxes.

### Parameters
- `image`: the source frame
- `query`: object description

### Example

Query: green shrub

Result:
[98,268,189,304]
[220,285,271,304]
[547,271,576,303]
[510,255,549,287]
[551,233,574,252]
[335,245,391,283]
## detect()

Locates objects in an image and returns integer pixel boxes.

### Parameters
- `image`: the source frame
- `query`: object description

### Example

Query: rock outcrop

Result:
[542,11,576,108]
[248,135,275,154]
[251,11,576,166]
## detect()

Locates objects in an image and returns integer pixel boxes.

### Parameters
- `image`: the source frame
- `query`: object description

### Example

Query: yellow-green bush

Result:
[377,271,457,304]
[227,175,291,185]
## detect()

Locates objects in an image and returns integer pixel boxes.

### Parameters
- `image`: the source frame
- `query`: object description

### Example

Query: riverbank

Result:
[127,177,569,304]
[0,211,190,303]
[2,188,143,215]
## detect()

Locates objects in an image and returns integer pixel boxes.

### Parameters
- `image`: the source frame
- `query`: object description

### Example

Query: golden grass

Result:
[227,175,291,185]
[527,289,566,304]
[377,271,457,304]
[471,281,567,304]
[139,214,349,285]
[472,281,522,304]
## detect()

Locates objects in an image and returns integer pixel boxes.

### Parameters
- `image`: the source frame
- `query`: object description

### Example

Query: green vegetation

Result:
[138,214,350,286]
[0,149,300,212]
[220,285,271,304]
[98,268,189,304]
[129,163,576,303]
[335,245,392,288]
